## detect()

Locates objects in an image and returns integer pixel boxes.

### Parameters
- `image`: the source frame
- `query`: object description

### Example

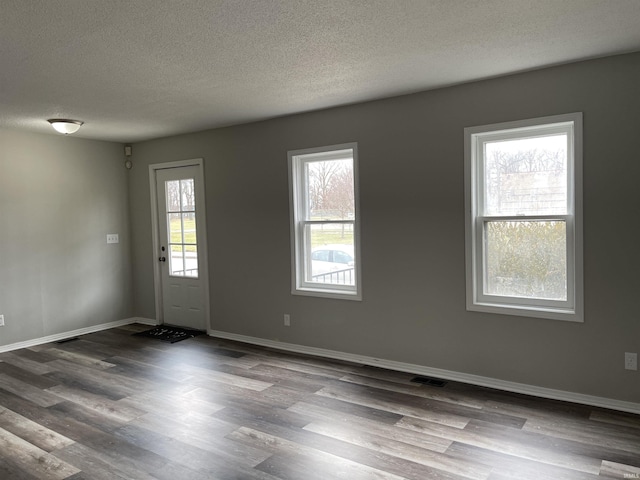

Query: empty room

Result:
[1,1,639,479]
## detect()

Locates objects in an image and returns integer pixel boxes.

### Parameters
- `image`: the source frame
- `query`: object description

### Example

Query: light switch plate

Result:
[107,234,119,244]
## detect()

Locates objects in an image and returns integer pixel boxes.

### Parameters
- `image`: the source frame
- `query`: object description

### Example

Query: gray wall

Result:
[129,52,640,403]
[0,129,132,346]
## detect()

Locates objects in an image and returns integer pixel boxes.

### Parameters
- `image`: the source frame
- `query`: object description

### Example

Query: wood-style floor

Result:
[0,324,639,480]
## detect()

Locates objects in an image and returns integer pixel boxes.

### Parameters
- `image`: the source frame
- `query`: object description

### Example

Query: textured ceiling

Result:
[2,0,640,143]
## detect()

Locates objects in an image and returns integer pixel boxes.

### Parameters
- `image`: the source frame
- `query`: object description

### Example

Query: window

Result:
[464,113,583,321]
[288,143,361,300]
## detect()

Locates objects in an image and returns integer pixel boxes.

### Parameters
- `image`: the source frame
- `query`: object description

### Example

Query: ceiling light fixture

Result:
[48,119,84,135]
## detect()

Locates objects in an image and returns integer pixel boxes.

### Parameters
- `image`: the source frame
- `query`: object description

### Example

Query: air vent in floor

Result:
[410,376,448,387]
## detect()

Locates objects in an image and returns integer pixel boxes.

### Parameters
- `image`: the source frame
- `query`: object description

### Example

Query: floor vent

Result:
[411,376,448,387]
[56,337,79,344]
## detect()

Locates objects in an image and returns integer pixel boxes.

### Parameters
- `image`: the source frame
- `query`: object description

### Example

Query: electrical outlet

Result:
[284,314,290,327]
[0,314,4,327]
[625,352,637,371]
[106,234,119,244]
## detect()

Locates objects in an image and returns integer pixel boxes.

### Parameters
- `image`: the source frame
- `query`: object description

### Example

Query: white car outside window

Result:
[310,244,355,284]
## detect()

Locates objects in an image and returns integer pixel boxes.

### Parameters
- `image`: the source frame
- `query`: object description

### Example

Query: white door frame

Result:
[149,158,210,328]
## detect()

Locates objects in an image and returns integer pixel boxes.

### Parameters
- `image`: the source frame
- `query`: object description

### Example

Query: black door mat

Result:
[133,326,205,343]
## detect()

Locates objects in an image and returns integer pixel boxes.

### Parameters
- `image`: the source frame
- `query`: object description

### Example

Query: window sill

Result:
[468,301,583,322]
[293,287,362,301]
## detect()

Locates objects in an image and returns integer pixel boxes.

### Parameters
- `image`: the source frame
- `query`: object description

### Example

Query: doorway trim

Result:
[149,158,210,328]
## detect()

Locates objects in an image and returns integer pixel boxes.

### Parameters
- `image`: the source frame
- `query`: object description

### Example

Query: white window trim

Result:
[288,143,362,300]
[464,113,583,322]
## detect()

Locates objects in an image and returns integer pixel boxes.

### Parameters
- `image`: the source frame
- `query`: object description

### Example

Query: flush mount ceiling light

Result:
[47,119,84,135]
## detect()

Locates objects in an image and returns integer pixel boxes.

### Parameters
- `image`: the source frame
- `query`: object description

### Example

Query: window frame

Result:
[288,143,362,300]
[464,113,583,322]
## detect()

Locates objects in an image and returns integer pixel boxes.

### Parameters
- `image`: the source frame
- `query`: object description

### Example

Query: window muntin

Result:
[289,144,361,299]
[465,114,582,321]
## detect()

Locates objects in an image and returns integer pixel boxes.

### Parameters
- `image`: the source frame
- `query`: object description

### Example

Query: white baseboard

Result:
[208,329,640,415]
[0,318,142,354]
[133,317,159,326]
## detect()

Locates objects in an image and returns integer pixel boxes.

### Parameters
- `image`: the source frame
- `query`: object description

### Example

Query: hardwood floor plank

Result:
[523,415,640,454]
[46,384,146,423]
[397,416,603,475]
[103,355,194,383]
[338,374,528,428]
[302,391,406,425]
[77,428,173,475]
[172,362,274,391]
[256,452,402,480]
[217,353,264,369]
[38,343,122,369]
[0,388,111,443]
[288,401,452,452]
[42,370,128,401]
[0,458,41,480]
[43,347,117,370]
[44,358,151,392]
[316,383,472,428]
[47,401,127,435]
[303,421,491,479]
[0,361,60,390]
[466,418,640,469]
[250,361,355,385]
[0,352,57,375]
[481,394,592,422]
[212,401,315,431]
[446,440,606,480]
[0,373,63,407]
[233,427,409,480]
[116,389,225,420]
[249,355,361,380]
[52,443,150,480]
[219,363,329,393]
[113,423,272,472]
[186,379,307,411]
[0,406,74,452]
[130,411,239,451]
[225,415,472,480]
[600,460,640,479]
[0,426,80,479]
[339,373,486,410]
[590,409,640,429]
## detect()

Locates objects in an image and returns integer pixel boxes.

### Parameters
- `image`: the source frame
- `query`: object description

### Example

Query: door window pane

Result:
[165,178,198,278]
[485,220,567,300]
[184,245,198,278]
[170,244,185,276]
[181,179,195,211]
[168,213,183,244]
[166,181,181,212]
[183,212,196,244]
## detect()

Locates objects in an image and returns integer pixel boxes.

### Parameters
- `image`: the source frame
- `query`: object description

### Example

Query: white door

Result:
[153,162,208,330]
